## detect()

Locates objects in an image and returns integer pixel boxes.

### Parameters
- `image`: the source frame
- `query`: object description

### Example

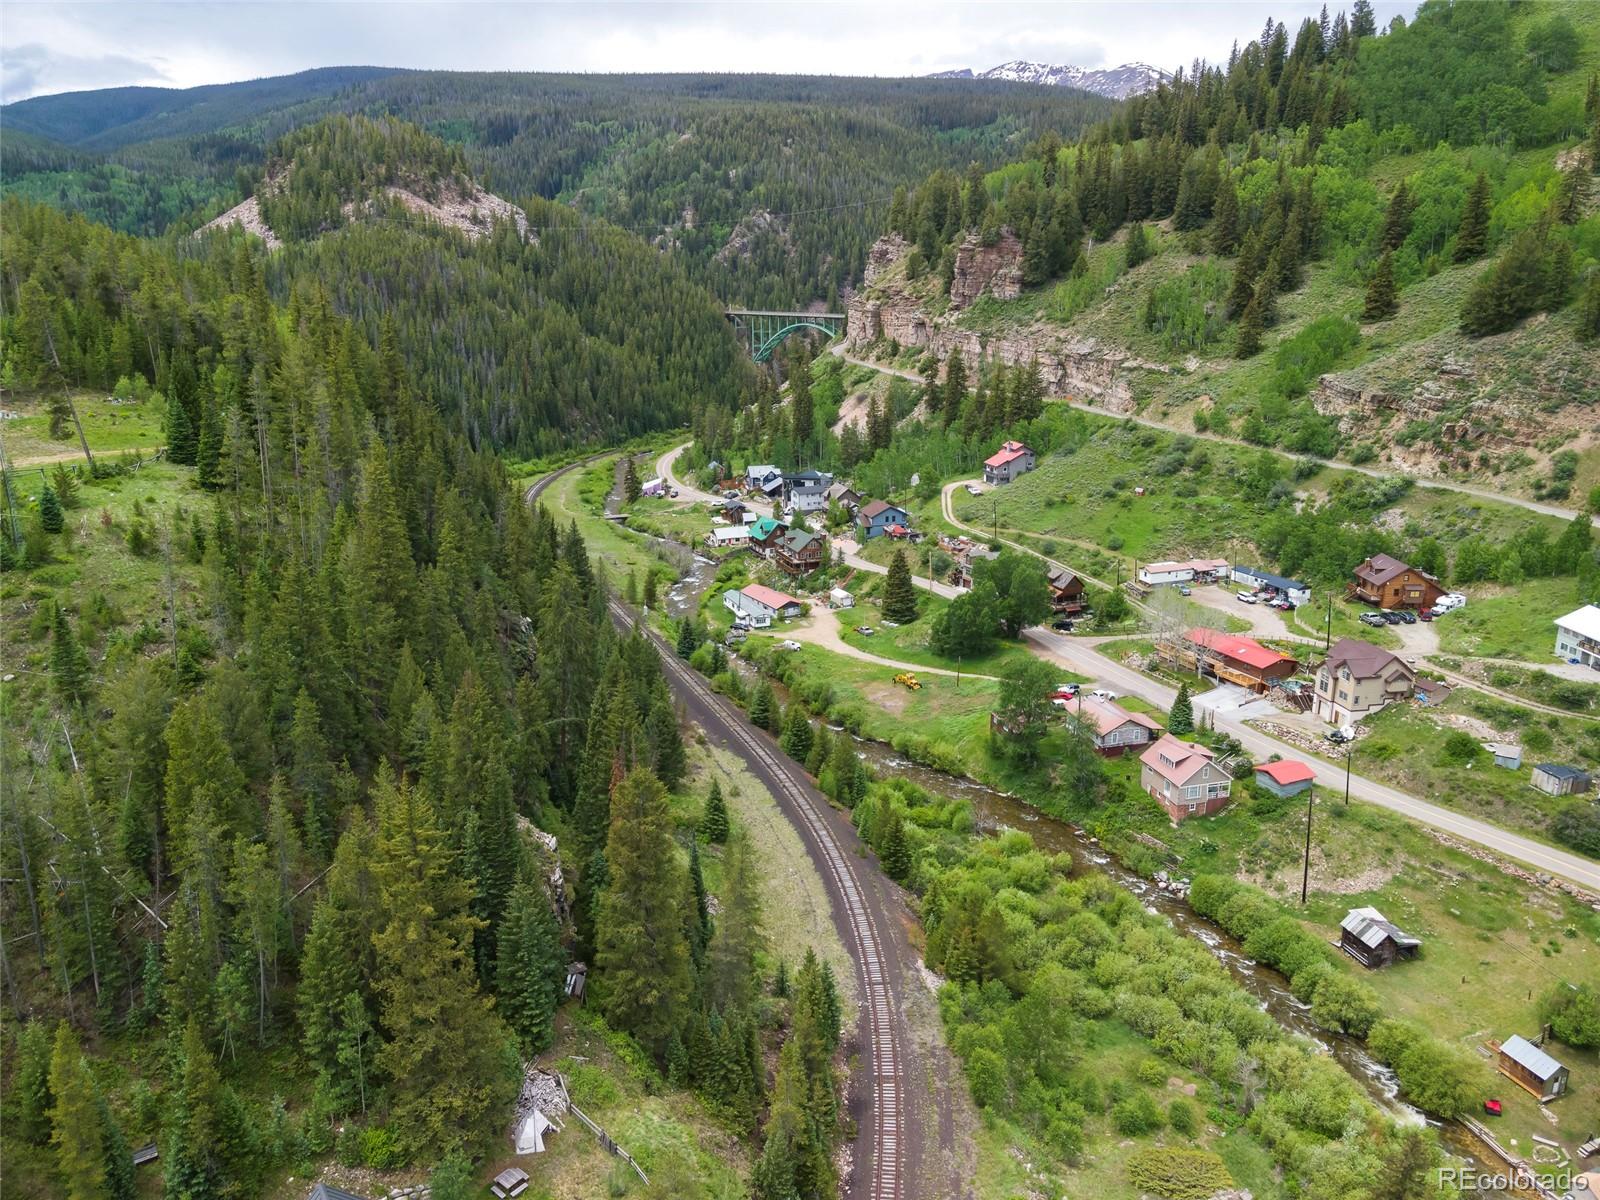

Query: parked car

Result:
[1397,610,1417,624]
[1089,688,1118,702]
[1326,725,1356,744]
[964,483,983,496]
[882,620,900,628]
[1051,618,1075,632]
[854,625,876,636]
[1359,612,1387,628]
[1237,592,1257,604]
[1419,608,1434,621]
[778,640,802,651]
[1381,611,1404,625]
[1055,683,1080,698]
[669,487,679,498]
[1178,586,1192,596]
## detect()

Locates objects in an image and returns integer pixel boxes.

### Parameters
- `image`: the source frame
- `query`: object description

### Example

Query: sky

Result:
[1,1,1413,105]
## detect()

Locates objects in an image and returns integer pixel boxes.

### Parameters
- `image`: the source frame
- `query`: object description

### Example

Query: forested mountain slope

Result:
[4,116,757,455]
[1,71,1115,304]
[844,0,1600,499]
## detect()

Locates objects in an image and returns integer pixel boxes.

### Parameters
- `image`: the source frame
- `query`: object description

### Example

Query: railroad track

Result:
[530,455,909,1199]
[606,597,906,1200]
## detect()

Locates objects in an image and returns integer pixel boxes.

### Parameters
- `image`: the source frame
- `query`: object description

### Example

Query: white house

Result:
[723,584,804,628]
[982,441,1036,485]
[707,525,751,549]
[641,477,666,498]
[1554,604,1600,668]
[1138,558,1230,587]
[1231,565,1311,606]
[787,481,830,514]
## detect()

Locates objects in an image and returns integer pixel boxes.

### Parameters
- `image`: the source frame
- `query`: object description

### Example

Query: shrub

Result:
[1167,1098,1200,1137]
[1438,731,1480,764]
[1111,1089,1164,1135]
[1126,1146,1232,1200]
[1310,972,1383,1037]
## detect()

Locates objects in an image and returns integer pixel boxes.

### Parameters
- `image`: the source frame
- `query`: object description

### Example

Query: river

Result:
[838,735,1524,1192]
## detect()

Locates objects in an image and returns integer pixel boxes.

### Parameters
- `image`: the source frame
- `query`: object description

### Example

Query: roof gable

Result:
[741,584,800,610]
[860,499,903,520]
[1185,628,1293,672]
[1500,1034,1565,1079]
[1140,734,1217,784]
[1255,759,1314,785]
[1324,637,1409,680]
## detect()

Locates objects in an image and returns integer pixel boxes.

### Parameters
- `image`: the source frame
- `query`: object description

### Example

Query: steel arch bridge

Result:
[725,308,846,362]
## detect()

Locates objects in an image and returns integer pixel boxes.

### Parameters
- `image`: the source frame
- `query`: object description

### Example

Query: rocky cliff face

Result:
[948,229,1024,309]
[847,234,1164,409]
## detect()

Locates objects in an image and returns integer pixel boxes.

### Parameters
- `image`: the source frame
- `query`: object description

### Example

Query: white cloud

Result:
[1,1,1414,104]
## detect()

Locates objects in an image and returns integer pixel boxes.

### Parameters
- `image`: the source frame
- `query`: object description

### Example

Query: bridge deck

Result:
[725,308,847,319]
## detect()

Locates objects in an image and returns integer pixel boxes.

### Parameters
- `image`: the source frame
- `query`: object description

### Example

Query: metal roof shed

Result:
[1496,1035,1570,1100]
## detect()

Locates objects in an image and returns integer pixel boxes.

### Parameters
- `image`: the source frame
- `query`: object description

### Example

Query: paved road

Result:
[656,441,729,507]
[837,348,1597,529]
[531,459,974,1200]
[926,479,1600,889]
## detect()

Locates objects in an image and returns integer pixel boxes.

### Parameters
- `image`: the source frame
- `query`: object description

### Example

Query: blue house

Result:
[857,499,909,540]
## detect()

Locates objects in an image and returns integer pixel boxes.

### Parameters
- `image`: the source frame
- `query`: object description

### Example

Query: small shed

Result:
[1339,906,1421,968]
[1531,763,1592,796]
[1483,742,1523,770]
[307,1185,370,1200]
[1496,1035,1570,1101]
[1254,759,1315,798]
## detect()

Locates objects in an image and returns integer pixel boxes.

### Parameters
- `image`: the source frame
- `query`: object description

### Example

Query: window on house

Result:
[1187,802,1197,813]
[1185,785,1200,799]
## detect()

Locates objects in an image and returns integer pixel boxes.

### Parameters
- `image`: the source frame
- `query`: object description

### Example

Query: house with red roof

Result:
[1059,695,1163,757]
[1181,628,1298,693]
[1140,734,1234,820]
[982,440,1036,485]
[1253,759,1315,798]
[723,584,804,628]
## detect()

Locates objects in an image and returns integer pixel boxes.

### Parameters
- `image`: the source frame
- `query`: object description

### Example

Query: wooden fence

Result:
[557,1073,648,1186]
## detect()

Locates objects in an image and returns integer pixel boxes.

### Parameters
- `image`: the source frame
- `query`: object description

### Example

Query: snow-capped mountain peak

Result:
[930,60,1169,99]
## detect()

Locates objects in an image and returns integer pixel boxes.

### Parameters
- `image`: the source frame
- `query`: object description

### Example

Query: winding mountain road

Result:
[833,347,1598,529]
[528,459,975,1200]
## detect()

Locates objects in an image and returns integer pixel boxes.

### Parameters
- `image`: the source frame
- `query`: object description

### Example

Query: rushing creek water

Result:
[625,470,1518,1192]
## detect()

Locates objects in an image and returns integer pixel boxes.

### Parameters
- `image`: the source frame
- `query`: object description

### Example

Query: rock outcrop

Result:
[948,228,1024,309]
[847,234,1164,410]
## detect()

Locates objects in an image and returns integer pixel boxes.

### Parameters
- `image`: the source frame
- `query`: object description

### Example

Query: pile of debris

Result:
[512,1067,568,1127]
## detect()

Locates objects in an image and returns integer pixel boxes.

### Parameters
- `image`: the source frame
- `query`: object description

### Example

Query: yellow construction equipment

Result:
[893,672,922,691]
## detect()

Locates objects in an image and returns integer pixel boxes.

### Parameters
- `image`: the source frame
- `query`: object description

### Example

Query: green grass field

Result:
[1435,576,1578,662]
[2,388,166,465]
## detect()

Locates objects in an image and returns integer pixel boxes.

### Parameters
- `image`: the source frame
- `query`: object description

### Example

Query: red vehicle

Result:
[1483,1098,1502,1117]
[1419,608,1435,621]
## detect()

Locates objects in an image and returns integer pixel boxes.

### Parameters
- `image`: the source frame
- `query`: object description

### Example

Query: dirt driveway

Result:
[774,610,996,680]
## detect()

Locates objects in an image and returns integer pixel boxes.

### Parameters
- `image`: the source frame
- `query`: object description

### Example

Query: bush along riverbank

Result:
[677,624,1466,1200]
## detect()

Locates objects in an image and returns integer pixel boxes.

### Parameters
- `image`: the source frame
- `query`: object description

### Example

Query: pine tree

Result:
[163,1020,226,1200]
[196,396,224,490]
[1235,288,1267,358]
[596,769,694,1057]
[1362,250,1399,320]
[880,808,913,883]
[1211,179,1241,254]
[495,875,564,1055]
[687,839,711,965]
[882,549,919,624]
[39,482,64,533]
[164,387,198,465]
[748,681,777,733]
[623,455,642,504]
[647,692,687,791]
[1454,173,1491,262]
[1124,222,1154,269]
[1591,111,1600,175]
[707,834,764,1012]
[780,706,814,763]
[15,1020,55,1144]
[99,1095,135,1200]
[676,617,699,659]
[789,354,814,449]
[50,462,78,509]
[1557,165,1590,225]
[371,766,517,1155]
[1579,271,1600,342]
[51,603,91,707]
[642,570,658,609]
[1381,181,1413,251]
[699,778,730,843]
[942,347,968,415]
[1168,683,1195,735]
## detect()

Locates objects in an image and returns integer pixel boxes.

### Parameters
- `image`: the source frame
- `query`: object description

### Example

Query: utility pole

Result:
[1343,743,1354,807]
[1301,782,1314,905]
[1324,592,1334,656]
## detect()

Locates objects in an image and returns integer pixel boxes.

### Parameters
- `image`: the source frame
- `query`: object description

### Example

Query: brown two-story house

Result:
[773,528,825,577]
[1350,553,1444,610]
[1314,638,1417,725]
[1140,734,1234,821]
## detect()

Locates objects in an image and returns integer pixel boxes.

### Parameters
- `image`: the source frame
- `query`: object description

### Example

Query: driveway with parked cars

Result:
[1185,583,1304,641]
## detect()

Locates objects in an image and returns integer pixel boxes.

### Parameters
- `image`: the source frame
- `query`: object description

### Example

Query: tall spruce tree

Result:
[50,1022,106,1200]
[882,549,919,624]
[1362,250,1399,320]
[39,481,64,533]
[699,778,730,843]
[164,388,198,465]
[595,769,694,1057]
[1381,181,1413,251]
[495,873,565,1055]
[1168,683,1195,734]
[51,603,91,707]
[942,347,968,415]
[707,834,764,1012]
[622,455,642,504]
[1454,173,1491,262]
